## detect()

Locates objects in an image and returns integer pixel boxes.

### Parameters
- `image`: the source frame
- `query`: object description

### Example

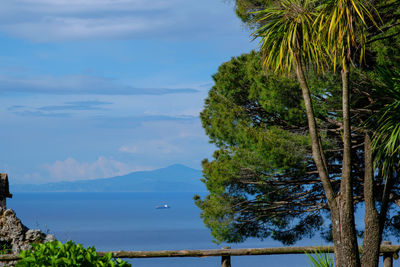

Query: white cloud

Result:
[0,0,175,41]
[2,16,173,42]
[0,74,198,95]
[43,157,141,181]
[0,0,241,42]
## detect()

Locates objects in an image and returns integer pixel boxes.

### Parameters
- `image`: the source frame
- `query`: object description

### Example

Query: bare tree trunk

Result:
[293,56,347,266]
[361,132,380,267]
[338,67,360,267]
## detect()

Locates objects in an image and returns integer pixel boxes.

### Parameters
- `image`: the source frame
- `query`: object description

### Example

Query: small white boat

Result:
[156,204,170,209]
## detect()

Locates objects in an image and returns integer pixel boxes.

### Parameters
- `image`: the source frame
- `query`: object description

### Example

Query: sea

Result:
[6,192,395,267]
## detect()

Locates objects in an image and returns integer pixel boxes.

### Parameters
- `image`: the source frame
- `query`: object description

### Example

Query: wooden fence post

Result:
[221,247,231,267]
[383,241,393,267]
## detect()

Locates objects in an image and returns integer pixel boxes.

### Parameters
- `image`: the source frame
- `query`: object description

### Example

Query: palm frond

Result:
[306,247,335,267]
[316,0,381,70]
[251,0,326,73]
[366,69,400,177]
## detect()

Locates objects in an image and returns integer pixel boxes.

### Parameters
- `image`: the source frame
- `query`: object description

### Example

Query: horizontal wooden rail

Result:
[1,244,399,262]
[98,246,336,258]
[97,245,400,258]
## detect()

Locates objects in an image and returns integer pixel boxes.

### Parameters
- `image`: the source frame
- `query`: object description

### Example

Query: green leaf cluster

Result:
[16,241,131,267]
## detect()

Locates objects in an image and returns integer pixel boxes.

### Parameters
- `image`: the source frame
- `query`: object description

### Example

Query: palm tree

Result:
[251,0,345,265]
[253,0,381,266]
[316,1,380,266]
[251,0,335,207]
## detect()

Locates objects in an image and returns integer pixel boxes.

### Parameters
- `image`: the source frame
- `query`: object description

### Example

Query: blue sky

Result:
[0,0,256,184]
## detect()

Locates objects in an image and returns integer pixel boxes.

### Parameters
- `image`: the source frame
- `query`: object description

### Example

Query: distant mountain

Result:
[12,164,205,192]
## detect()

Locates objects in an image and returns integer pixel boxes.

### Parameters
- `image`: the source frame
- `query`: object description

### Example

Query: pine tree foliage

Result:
[195,52,344,244]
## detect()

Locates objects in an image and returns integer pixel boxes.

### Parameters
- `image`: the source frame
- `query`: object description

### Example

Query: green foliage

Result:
[16,241,131,267]
[196,51,343,245]
[368,2,400,69]
[0,242,12,255]
[306,248,334,267]
[369,69,400,175]
[196,46,400,245]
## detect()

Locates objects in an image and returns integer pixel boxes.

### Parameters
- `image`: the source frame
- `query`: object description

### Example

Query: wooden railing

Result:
[0,242,399,267]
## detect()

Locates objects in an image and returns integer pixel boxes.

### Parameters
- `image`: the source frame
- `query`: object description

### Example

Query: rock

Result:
[44,234,56,243]
[0,209,56,266]
[25,229,45,243]
[0,260,17,267]
[2,210,13,217]
[0,209,28,253]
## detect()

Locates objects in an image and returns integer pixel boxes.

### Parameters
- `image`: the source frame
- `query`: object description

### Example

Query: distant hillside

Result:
[12,164,205,192]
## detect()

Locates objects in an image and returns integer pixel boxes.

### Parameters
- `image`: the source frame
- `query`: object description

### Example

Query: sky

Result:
[0,0,256,184]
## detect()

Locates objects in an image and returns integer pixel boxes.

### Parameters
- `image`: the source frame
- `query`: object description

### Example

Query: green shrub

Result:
[306,248,334,267]
[16,240,131,267]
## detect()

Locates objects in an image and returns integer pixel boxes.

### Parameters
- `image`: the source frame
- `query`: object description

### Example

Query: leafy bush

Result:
[16,240,131,267]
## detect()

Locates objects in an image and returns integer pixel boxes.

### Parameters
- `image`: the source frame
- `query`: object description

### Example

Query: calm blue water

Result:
[6,192,389,267]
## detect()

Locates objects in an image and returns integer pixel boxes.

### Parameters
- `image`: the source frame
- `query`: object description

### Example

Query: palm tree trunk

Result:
[362,159,394,267]
[378,171,394,239]
[293,55,347,266]
[361,132,380,267]
[338,66,360,267]
[293,55,335,206]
